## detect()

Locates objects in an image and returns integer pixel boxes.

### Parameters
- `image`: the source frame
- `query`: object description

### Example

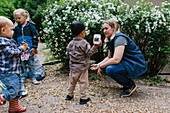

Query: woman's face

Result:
[103,23,114,38]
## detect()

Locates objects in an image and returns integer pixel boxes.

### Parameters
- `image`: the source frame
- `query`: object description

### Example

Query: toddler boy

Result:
[65,21,101,105]
[0,16,28,112]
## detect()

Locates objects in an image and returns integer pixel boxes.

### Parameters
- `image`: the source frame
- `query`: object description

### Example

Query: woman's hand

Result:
[97,68,103,77]
[30,48,36,55]
[90,64,99,70]
[90,64,103,77]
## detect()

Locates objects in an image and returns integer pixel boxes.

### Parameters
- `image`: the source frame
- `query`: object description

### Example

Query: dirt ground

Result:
[0,43,170,113]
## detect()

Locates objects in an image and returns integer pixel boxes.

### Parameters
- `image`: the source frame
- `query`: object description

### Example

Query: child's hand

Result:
[20,42,29,52]
[30,48,36,56]
[94,41,102,48]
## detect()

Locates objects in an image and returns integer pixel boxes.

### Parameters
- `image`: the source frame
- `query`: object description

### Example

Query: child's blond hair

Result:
[0,16,13,34]
[13,8,34,25]
[103,18,120,43]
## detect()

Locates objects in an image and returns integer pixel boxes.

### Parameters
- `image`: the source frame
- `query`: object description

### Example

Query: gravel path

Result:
[0,43,170,113]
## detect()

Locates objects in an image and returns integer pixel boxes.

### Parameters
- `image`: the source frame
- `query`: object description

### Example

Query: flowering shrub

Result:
[117,1,170,76]
[42,0,169,77]
[42,0,121,67]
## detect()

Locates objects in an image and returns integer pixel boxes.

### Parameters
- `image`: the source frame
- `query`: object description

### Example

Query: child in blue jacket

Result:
[13,8,40,85]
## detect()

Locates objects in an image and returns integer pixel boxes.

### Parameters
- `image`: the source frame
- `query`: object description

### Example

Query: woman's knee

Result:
[105,64,127,78]
[105,66,117,77]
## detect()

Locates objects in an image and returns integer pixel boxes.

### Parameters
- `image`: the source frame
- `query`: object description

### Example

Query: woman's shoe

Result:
[120,83,137,97]
[8,99,26,113]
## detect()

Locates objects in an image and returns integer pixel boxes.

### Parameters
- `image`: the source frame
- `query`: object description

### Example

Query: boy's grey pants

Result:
[68,69,88,99]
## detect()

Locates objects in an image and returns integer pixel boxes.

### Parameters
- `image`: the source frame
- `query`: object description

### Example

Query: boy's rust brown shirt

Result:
[66,37,96,72]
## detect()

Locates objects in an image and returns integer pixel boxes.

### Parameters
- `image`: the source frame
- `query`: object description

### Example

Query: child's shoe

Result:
[31,78,40,85]
[21,78,26,83]
[0,94,6,105]
[22,89,28,97]
[8,99,26,113]
[80,97,91,105]
[65,95,73,101]
[19,84,28,99]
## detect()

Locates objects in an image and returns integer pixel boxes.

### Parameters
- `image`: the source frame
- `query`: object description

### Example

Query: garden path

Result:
[0,43,169,113]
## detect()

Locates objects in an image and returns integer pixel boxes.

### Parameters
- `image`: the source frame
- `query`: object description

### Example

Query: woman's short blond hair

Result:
[103,18,120,42]
[0,16,13,34]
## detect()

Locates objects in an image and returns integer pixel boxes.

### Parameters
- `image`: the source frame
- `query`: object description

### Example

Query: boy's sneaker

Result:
[80,97,91,105]
[31,78,40,85]
[65,95,73,101]
[120,83,137,97]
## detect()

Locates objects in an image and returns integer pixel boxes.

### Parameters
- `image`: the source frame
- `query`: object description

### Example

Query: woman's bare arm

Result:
[100,45,125,68]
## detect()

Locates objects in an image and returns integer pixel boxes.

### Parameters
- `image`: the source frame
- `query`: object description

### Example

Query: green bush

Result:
[117,1,170,77]
[0,0,15,20]
[42,0,169,77]
[42,0,121,67]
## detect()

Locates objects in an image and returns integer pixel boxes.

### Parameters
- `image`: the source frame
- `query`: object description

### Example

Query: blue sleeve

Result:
[30,24,39,49]
[12,27,18,42]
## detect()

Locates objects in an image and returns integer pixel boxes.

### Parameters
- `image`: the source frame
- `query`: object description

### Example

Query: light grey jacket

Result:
[66,37,96,72]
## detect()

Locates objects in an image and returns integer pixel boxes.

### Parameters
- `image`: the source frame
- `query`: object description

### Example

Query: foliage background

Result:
[42,0,169,77]
[0,0,169,78]
[0,0,15,19]
[0,0,47,33]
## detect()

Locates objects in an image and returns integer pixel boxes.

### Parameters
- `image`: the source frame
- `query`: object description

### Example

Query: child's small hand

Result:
[94,41,102,48]
[20,43,29,52]
[30,48,36,55]
[20,42,25,46]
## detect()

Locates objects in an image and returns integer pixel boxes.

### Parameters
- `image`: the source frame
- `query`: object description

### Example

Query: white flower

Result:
[85,30,90,35]
[63,17,66,20]
[135,25,139,29]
